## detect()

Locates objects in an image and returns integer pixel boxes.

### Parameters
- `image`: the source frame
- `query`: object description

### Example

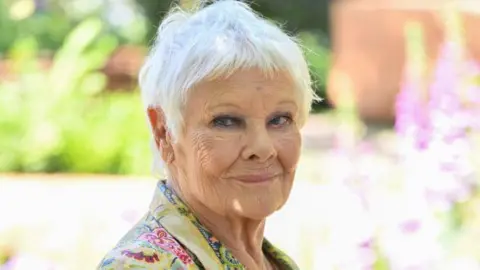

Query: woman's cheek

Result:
[274,129,301,171]
[192,131,243,177]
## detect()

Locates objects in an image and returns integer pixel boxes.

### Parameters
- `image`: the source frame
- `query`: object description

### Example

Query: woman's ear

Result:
[147,107,166,147]
[147,107,175,164]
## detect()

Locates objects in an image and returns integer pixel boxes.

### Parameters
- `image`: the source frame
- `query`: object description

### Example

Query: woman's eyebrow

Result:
[207,103,242,111]
[277,100,297,107]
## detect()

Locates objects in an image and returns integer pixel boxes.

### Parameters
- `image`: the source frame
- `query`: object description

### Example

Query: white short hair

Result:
[139,0,319,176]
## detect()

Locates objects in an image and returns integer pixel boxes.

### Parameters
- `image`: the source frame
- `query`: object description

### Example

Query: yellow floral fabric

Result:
[98,180,299,270]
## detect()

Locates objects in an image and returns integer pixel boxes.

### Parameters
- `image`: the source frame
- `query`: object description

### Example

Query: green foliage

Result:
[0,0,145,54]
[0,0,74,53]
[131,0,175,43]
[251,0,330,34]
[0,1,17,53]
[0,18,151,175]
[298,32,331,110]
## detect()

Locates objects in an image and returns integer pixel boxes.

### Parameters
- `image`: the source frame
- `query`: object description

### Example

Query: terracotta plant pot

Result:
[327,1,480,122]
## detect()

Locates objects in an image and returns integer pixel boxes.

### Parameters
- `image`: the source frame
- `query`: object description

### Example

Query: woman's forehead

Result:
[190,69,299,102]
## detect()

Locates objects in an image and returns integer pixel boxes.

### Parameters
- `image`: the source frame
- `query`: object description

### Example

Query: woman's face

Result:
[169,68,302,220]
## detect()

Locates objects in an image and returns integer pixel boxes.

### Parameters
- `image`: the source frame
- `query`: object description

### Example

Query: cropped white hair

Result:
[139,0,319,176]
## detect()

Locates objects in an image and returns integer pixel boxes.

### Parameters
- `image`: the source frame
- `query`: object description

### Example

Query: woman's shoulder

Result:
[97,223,199,269]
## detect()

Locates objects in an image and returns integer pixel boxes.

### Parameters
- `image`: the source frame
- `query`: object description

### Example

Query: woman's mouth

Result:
[234,173,279,184]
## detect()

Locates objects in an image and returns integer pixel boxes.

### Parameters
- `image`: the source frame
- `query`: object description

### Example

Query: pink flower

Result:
[395,66,431,151]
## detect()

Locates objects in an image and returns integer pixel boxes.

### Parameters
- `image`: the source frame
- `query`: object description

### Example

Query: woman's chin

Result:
[230,199,285,220]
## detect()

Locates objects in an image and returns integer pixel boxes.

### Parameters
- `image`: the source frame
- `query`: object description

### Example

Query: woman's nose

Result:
[240,125,277,162]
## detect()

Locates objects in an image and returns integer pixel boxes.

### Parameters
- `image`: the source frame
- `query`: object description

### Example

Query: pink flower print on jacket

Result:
[138,227,194,265]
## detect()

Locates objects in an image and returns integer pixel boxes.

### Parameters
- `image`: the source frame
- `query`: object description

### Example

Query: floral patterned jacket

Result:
[97,180,299,269]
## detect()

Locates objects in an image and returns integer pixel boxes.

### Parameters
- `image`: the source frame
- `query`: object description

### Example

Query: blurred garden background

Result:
[1,0,480,269]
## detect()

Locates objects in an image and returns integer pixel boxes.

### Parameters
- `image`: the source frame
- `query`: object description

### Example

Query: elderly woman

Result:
[98,1,317,269]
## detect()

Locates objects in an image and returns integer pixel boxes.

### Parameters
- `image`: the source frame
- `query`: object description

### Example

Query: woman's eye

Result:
[212,116,241,128]
[269,115,292,127]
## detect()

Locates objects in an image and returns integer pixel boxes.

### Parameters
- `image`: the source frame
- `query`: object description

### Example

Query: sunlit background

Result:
[1,0,480,269]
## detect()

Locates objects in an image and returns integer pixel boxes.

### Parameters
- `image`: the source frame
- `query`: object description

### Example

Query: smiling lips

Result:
[234,173,280,183]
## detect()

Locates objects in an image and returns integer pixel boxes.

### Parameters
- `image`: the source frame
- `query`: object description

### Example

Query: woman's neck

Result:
[195,202,267,267]
[167,178,268,269]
